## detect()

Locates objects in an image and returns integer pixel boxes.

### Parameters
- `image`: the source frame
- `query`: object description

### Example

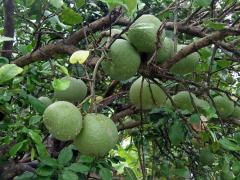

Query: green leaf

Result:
[123,0,137,14]
[66,163,90,173]
[36,166,54,177]
[124,167,137,180]
[78,155,95,163]
[58,146,73,165]
[75,0,85,8]
[173,167,190,178]
[61,170,78,180]
[0,57,9,66]
[52,78,70,91]
[36,143,49,159]
[27,95,47,114]
[100,0,124,11]
[193,0,211,7]
[0,36,14,43]
[49,0,64,8]
[56,63,69,76]
[40,158,58,167]
[189,114,200,124]
[99,167,112,180]
[0,64,23,84]
[9,140,28,156]
[60,6,83,25]
[28,130,42,145]
[203,20,226,30]
[69,50,90,64]
[15,172,37,180]
[169,120,185,146]
[219,138,240,151]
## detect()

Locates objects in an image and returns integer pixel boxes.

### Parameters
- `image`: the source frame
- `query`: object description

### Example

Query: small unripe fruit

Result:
[129,77,167,110]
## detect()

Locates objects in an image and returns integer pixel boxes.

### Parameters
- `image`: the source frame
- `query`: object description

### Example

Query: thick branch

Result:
[13,10,122,67]
[161,29,240,69]
[1,0,14,59]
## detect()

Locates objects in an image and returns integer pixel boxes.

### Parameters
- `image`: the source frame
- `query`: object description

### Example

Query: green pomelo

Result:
[129,77,167,110]
[38,96,52,107]
[164,98,174,110]
[127,14,165,53]
[199,149,214,166]
[230,106,240,119]
[173,91,197,112]
[213,95,234,119]
[43,101,82,141]
[170,45,199,75]
[101,39,141,80]
[73,113,118,157]
[156,37,174,64]
[195,99,211,115]
[54,77,87,103]
[220,171,235,180]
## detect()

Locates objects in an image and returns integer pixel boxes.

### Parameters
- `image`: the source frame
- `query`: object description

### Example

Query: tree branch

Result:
[12,10,122,67]
[1,0,14,59]
[161,29,240,69]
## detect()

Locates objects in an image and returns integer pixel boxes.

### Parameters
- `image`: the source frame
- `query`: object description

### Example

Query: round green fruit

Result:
[199,149,214,166]
[156,37,174,64]
[231,106,240,119]
[73,113,118,157]
[213,95,234,119]
[170,45,199,75]
[127,14,165,53]
[43,101,82,141]
[173,91,197,112]
[54,77,87,103]
[101,39,141,80]
[38,96,52,107]
[195,99,210,115]
[129,77,167,110]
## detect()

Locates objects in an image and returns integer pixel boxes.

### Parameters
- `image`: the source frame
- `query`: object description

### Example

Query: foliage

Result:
[0,0,240,179]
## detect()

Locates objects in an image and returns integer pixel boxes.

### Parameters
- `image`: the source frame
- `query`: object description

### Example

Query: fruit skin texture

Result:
[43,101,82,141]
[38,96,52,107]
[170,45,199,75]
[230,106,240,119]
[73,113,118,157]
[195,99,210,115]
[129,77,167,110]
[54,77,87,103]
[127,14,165,53]
[213,95,234,119]
[199,149,214,166]
[156,37,174,64]
[101,39,141,80]
[173,91,197,112]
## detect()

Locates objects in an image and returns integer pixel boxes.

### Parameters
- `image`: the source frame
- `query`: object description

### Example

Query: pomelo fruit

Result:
[127,14,165,53]
[101,39,141,80]
[38,96,52,107]
[199,148,214,166]
[213,95,234,119]
[54,77,87,103]
[129,77,167,110]
[170,45,200,75]
[230,106,240,119]
[73,113,118,157]
[43,101,82,141]
[195,99,210,115]
[173,91,197,112]
[156,37,174,64]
